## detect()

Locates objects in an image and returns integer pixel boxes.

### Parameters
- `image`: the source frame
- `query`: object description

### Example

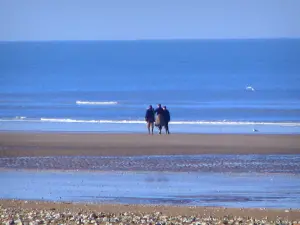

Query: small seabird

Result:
[253,128,259,132]
[246,86,255,91]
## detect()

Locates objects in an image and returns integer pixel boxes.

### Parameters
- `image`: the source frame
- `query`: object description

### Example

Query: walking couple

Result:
[145,104,171,135]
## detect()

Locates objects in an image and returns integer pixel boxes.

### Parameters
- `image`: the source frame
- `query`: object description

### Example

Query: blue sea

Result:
[0,39,300,133]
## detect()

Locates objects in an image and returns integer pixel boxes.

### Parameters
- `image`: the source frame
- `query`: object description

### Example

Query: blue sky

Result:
[1,0,300,41]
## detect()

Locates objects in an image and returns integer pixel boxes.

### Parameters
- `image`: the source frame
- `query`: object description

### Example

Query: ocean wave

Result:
[1,117,299,126]
[76,101,118,105]
[15,116,26,120]
[40,118,144,124]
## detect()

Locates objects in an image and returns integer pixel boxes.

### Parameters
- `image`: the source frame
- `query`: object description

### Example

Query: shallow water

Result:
[1,170,300,208]
[1,155,299,208]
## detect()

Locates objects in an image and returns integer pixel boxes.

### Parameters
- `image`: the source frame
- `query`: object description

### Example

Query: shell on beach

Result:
[0,204,298,225]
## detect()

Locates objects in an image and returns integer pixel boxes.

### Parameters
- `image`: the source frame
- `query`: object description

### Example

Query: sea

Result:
[1,39,300,133]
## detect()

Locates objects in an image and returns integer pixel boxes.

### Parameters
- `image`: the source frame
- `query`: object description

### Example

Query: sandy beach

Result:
[1,132,300,157]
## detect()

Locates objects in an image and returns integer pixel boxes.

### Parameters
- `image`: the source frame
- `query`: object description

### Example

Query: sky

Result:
[0,0,300,41]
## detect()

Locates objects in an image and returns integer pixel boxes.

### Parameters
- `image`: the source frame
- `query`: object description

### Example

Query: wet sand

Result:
[1,132,300,157]
[1,154,300,173]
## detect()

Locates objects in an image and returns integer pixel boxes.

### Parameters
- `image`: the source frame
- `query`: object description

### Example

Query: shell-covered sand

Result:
[1,200,300,224]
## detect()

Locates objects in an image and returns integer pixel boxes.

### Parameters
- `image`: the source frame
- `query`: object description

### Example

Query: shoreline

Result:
[1,200,299,221]
[1,132,300,157]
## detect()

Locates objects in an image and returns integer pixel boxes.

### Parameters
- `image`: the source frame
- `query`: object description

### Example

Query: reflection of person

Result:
[155,104,165,134]
[145,105,155,134]
[163,106,170,134]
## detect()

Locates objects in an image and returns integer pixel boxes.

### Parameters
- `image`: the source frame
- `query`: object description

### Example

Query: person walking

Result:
[163,106,171,134]
[145,105,155,134]
[155,104,165,134]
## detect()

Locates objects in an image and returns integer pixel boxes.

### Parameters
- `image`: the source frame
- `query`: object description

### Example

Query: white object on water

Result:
[15,116,26,120]
[246,86,255,91]
[76,101,118,105]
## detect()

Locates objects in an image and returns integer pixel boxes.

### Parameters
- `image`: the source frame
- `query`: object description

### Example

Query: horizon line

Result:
[1,37,300,43]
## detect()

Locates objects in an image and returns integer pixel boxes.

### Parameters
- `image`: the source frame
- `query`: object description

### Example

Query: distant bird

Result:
[253,128,258,132]
[246,86,255,91]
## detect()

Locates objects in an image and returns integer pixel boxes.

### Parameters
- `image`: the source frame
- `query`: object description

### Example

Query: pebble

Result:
[0,204,297,225]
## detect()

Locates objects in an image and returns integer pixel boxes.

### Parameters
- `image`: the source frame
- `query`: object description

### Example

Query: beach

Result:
[1,133,300,157]
[1,132,300,224]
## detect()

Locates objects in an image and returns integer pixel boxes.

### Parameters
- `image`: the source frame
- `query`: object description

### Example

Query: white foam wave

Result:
[76,101,118,105]
[1,118,300,126]
[15,116,26,120]
[38,118,300,126]
[40,118,144,124]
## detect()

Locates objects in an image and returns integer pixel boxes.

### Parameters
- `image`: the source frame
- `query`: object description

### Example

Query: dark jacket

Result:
[155,107,164,115]
[163,110,171,122]
[145,109,155,122]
